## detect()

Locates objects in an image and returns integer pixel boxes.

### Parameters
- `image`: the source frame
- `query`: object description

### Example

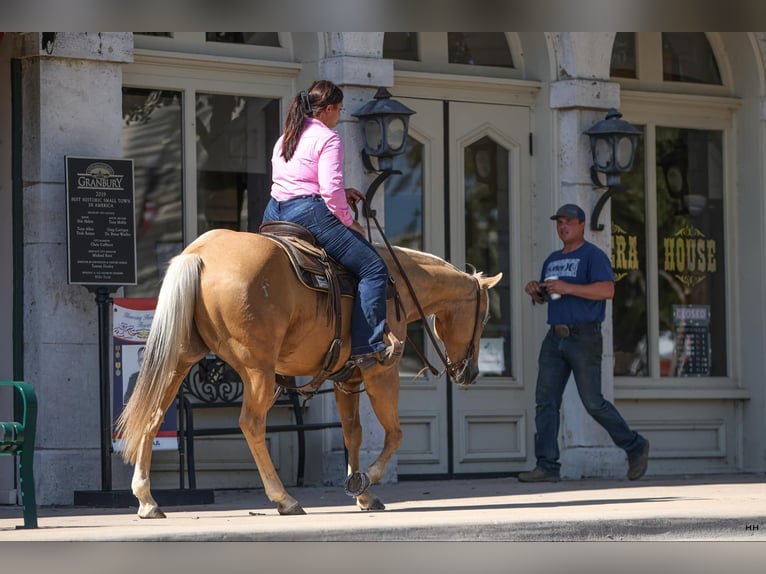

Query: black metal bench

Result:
[178,356,343,489]
[0,381,38,529]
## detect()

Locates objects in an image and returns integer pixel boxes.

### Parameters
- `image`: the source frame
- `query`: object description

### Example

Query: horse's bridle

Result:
[444,276,488,382]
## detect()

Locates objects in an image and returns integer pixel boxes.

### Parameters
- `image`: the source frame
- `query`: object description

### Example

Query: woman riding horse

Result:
[262,79,402,370]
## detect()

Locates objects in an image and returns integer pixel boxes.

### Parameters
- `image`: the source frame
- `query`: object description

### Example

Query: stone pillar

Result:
[317,33,398,484]
[549,76,627,478]
[17,33,132,503]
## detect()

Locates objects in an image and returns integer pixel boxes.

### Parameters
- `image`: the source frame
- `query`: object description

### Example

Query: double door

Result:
[387,97,535,475]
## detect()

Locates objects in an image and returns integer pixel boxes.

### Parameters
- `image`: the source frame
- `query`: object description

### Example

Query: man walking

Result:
[518,203,650,482]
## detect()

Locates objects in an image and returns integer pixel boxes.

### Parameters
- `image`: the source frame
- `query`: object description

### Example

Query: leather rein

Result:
[359,201,486,383]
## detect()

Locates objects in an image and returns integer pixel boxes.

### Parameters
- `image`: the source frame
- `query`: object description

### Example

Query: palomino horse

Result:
[115,228,501,518]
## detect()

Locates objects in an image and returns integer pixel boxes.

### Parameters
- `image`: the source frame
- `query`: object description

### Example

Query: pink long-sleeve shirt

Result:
[270,117,353,227]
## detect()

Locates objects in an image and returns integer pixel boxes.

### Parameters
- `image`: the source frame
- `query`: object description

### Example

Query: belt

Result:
[550,322,601,338]
[279,194,320,203]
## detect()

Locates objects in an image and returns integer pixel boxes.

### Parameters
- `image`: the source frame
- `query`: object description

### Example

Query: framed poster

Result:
[672,304,711,377]
[111,298,177,451]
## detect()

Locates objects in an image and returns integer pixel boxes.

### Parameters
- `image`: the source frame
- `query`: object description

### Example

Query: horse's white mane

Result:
[389,245,484,278]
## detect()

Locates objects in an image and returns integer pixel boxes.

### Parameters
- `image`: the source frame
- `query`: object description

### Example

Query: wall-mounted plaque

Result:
[66,156,136,285]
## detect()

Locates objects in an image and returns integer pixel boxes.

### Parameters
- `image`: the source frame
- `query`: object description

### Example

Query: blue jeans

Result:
[533,326,644,475]
[262,195,390,356]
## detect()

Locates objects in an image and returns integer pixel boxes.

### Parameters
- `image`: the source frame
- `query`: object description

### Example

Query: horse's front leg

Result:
[239,369,305,515]
[335,371,401,511]
[358,370,402,510]
[334,383,385,510]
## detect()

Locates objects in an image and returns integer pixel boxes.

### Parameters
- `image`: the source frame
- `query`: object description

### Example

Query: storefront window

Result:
[383,33,419,61]
[610,32,636,79]
[448,33,513,68]
[195,93,280,233]
[662,33,722,84]
[611,126,648,376]
[206,33,280,47]
[464,136,511,376]
[612,125,727,378]
[656,127,726,376]
[122,88,183,298]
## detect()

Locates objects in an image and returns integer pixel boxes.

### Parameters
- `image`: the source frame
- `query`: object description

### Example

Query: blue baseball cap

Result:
[550,204,586,221]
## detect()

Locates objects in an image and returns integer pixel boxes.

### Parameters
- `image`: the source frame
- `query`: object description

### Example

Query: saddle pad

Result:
[261,233,357,297]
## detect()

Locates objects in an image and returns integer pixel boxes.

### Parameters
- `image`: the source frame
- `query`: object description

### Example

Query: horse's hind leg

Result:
[131,372,187,519]
[239,368,305,515]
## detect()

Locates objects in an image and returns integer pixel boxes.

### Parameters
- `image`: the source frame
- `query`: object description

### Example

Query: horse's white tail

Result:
[115,253,203,464]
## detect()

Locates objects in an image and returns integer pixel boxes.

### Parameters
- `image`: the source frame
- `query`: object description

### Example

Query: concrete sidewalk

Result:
[1,473,765,541]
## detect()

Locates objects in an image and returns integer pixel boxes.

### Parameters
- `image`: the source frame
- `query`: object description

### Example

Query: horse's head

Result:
[433,271,503,387]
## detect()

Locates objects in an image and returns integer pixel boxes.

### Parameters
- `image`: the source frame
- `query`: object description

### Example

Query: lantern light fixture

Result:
[583,108,642,231]
[352,87,415,216]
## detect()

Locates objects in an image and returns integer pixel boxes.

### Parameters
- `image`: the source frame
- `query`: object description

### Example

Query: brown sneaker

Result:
[517,467,561,483]
[627,439,650,480]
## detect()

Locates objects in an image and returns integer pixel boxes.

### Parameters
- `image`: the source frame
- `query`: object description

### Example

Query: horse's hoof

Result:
[358,496,385,511]
[138,506,166,519]
[344,471,371,497]
[277,499,306,515]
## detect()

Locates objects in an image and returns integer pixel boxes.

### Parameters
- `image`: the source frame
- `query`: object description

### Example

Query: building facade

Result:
[1,32,765,505]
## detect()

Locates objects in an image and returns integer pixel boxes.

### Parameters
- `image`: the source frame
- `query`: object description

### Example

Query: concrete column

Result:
[549,72,628,478]
[17,33,132,504]
[317,33,398,484]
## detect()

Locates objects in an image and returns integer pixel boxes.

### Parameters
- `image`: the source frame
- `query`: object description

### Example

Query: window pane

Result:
[383,33,419,61]
[612,125,648,376]
[465,136,511,376]
[135,33,172,37]
[656,127,726,377]
[122,88,184,298]
[196,94,280,233]
[385,139,424,250]
[610,32,636,79]
[448,33,513,68]
[662,33,722,84]
[385,138,425,373]
[206,33,280,47]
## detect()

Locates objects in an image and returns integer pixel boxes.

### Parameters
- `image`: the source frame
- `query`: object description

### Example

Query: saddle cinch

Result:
[258,221,398,390]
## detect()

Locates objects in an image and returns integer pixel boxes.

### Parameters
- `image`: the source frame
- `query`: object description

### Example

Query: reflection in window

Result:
[656,127,725,376]
[122,88,184,298]
[662,33,721,84]
[610,32,636,79]
[611,126,648,376]
[383,33,419,61]
[385,138,425,373]
[465,136,511,376]
[195,94,281,234]
[206,33,280,47]
[448,33,513,68]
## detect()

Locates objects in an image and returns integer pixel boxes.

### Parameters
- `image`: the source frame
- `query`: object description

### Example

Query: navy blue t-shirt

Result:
[539,241,614,325]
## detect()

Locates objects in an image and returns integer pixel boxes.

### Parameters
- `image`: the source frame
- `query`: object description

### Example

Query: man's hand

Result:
[525,280,546,305]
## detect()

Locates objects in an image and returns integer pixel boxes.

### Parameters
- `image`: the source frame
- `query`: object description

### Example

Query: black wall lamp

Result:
[583,108,641,231]
[352,87,415,216]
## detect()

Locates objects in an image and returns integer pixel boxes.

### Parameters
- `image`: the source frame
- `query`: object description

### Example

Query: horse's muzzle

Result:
[451,360,480,387]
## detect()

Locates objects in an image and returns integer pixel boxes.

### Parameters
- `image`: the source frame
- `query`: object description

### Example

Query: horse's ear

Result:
[480,273,503,289]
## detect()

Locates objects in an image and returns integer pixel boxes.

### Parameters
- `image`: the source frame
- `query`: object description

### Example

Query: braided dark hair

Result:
[280,80,344,161]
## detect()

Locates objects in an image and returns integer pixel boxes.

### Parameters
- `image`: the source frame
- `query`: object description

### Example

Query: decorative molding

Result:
[132,49,301,80]
[393,70,540,107]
